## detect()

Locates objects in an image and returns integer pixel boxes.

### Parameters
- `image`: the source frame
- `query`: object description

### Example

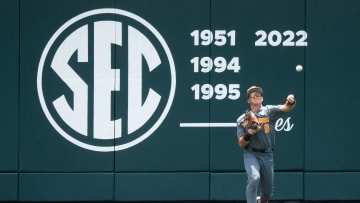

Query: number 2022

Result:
[255,30,308,46]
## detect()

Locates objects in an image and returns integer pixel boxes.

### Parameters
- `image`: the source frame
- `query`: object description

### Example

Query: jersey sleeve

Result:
[266,105,285,121]
[236,114,246,138]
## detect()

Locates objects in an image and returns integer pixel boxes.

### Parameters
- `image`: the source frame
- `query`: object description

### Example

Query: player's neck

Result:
[250,104,262,112]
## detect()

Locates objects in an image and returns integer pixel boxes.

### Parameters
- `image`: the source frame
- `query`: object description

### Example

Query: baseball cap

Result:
[247,86,263,98]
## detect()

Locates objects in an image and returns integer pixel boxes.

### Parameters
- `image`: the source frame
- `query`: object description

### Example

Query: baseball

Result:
[296,65,303,72]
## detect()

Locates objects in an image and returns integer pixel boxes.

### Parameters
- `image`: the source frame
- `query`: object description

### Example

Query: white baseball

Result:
[296,65,303,72]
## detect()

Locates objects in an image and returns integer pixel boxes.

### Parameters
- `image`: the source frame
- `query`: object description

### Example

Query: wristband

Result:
[243,133,251,141]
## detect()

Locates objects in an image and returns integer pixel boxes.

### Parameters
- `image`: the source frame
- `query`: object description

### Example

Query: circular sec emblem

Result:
[37,9,176,152]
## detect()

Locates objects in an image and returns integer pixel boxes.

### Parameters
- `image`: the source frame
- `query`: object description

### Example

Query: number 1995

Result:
[191,84,240,100]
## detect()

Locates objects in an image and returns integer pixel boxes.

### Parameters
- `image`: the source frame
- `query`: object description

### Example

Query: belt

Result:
[246,146,273,153]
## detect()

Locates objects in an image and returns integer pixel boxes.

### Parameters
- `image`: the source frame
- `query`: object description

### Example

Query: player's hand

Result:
[286,94,295,105]
[247,128,257,135]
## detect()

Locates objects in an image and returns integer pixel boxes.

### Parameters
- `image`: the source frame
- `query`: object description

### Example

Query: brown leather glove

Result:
[244,110,261,131]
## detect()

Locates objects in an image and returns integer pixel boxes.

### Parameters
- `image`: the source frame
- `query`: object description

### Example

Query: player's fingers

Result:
[287,94,295,102]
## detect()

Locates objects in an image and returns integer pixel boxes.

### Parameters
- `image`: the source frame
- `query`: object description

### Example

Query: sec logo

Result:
[37,8,176,152]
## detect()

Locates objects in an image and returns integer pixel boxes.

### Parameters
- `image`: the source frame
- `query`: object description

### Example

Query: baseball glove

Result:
[244,110,261,131]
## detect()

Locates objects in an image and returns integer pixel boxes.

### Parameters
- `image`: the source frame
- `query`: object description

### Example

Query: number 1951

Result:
[191,30,236,46]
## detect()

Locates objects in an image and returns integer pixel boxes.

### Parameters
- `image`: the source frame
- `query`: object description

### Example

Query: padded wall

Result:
[0,0,359,201]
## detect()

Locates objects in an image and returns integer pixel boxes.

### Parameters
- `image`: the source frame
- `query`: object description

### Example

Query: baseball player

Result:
[236,86,296,203]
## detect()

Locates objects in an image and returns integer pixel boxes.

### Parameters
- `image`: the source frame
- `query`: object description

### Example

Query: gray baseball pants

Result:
[244,149,274,203]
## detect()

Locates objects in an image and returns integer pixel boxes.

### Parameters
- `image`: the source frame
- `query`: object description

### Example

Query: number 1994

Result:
[191,56,240,73]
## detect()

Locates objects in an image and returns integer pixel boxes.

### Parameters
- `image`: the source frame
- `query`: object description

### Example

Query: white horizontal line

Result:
[179,123,236,127]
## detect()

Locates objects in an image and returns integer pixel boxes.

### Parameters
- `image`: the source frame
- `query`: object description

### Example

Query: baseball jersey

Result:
[236,105,285,150]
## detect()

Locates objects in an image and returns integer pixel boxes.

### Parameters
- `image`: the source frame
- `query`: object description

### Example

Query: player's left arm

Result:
[279,94,296,112]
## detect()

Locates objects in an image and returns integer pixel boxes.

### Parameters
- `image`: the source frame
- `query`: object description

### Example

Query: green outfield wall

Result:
[0,0,359,201]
